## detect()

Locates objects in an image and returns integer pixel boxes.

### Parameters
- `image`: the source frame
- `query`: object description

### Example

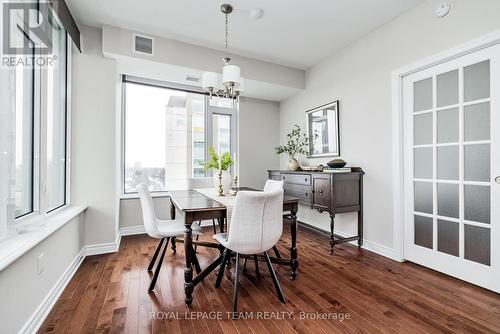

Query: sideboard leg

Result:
[358,174,364,248]
[329,214,335,255]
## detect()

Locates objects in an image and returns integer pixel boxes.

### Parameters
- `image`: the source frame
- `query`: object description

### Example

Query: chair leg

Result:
[212,219,217,234]
[242,258,248,273]
[232,253,241,319]
[191,246,201,274]
[171,237,176,253]
[263,251,286,303]
[148,238,170,292]
[147,238,165,272]
[215,249,230,288]
[254,254,260,277]
[272,245,282,259]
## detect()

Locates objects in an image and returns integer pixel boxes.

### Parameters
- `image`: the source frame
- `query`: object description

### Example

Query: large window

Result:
[123,77,237,194]
[9,6,69,220]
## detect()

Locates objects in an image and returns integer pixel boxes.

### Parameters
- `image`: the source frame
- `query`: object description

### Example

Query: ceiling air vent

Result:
[134,34,154,55]
[185,76,200,83]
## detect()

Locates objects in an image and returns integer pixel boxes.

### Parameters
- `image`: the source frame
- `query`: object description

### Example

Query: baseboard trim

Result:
[298,221,401,261]
[19,248,86,334]
[120,225,146,236]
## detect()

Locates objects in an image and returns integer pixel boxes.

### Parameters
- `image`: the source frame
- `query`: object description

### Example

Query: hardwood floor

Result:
[39,224,500,334]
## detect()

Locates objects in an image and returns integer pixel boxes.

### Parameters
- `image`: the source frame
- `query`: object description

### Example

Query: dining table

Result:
[168,187,299,306]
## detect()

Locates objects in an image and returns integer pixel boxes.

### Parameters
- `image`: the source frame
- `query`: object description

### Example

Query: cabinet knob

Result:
[282,176,286,180]
[304,177,308,182]
[305,192,308,197]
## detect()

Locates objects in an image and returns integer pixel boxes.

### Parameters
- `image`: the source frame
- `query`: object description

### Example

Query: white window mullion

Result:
[38,62,48,215]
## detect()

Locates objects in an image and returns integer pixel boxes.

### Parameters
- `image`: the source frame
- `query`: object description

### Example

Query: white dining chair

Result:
[263,179,284,192]
[137,183,203,292]
[241,179,285,275]
[213,190,286,317]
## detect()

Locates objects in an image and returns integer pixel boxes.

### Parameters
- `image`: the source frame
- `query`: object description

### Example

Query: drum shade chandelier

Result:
[202,4,244,100]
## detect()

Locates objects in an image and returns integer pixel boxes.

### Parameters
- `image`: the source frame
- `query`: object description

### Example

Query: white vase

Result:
[213,170,232,194]
[288,158,300,171]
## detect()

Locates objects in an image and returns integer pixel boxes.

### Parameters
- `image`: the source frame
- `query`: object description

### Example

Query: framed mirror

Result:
[306,101,340,157]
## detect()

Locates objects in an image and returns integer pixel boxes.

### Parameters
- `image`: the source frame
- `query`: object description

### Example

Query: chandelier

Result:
[202,4,244,100]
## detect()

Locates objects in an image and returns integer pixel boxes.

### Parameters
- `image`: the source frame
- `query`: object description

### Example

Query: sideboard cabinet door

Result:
[312,174,331,212]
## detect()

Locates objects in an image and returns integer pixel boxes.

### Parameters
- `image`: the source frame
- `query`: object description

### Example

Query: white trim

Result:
[391,30,500,261]
[120,225,146,236]
[299,220,400,261]
[82,231,122,257]
[19,248,86,334]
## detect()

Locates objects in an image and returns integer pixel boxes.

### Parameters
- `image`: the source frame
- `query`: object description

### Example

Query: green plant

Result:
[199,146,233,171]
[274,124,312,160]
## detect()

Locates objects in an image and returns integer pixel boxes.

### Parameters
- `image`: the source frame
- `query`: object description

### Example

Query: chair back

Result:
[136,183,162,238]
[226,190,284,254]
[188,177,213,190]
[263,179,284,192]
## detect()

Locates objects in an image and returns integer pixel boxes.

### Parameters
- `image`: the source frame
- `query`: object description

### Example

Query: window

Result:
[7,6,70,221]
[122,77,237,194]
[45,11,68,211]
[14,47,34,217]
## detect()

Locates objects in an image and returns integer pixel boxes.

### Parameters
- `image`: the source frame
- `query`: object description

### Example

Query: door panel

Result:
[312,175,330,211]
[403,44,500,292]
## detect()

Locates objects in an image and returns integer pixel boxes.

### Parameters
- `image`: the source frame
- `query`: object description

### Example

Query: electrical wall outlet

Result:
[38,253,45,275]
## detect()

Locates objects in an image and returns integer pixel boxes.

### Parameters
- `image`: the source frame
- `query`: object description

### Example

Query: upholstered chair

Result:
[213,190,286,317]
[137,183,203,292]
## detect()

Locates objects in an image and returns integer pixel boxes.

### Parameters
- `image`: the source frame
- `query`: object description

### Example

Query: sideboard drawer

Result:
[281,173,311,186]
[284,184,311,206]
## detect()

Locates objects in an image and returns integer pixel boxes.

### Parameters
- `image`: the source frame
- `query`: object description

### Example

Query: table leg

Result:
[170,199,176,220]
[184,212,194,306]
[290,204,299,280]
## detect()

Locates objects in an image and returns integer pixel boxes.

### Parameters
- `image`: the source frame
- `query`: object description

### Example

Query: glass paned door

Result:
[402,44,500,292]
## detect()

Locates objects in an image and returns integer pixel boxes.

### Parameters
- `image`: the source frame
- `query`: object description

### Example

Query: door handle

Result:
[496,176,500,184]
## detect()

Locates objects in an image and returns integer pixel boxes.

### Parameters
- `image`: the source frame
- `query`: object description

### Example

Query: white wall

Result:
[239,97,280,189]
[71,26,119,245]
[0,215,84,333]
[279,0,500,252]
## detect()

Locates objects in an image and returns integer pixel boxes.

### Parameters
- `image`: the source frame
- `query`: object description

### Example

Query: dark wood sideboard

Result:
[268,168,364,254]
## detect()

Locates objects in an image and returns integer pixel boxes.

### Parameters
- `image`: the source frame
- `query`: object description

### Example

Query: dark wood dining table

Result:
[168,187,299,306]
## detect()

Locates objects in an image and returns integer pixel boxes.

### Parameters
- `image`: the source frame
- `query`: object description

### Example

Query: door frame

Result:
[391,30,500,261]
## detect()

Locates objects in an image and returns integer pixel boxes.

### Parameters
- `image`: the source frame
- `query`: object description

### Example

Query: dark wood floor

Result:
[39,224,500,334]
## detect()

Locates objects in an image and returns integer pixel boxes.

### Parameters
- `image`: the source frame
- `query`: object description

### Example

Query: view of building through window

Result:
[124,81,235,193]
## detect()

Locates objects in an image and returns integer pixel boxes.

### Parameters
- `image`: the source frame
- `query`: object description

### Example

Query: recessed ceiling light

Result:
[436,3,451,18]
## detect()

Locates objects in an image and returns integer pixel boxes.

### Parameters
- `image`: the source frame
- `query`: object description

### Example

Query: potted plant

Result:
[200,146,234,194]
[275,125,311,171]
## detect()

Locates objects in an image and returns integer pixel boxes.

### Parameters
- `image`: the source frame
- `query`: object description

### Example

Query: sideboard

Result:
[268,168,364,254]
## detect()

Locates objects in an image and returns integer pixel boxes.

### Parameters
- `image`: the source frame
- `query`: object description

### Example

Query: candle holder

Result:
[230,176,238,196]
[217,170,224,196]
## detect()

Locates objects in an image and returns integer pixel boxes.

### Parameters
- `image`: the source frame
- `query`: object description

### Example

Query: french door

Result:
[402,44,500,292]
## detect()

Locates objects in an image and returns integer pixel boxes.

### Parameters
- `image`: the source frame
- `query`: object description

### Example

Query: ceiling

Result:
[66,0,424,70]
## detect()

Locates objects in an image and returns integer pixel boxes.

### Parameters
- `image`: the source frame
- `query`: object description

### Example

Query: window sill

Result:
[120,192,170,200]
[0,205,87,272]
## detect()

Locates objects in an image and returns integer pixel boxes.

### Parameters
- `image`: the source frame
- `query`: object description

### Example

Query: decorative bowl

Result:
[327,159,347,168]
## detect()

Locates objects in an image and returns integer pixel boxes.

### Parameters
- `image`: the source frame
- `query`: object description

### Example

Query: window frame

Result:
[12,8,71,223]
[121,75,238,197]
